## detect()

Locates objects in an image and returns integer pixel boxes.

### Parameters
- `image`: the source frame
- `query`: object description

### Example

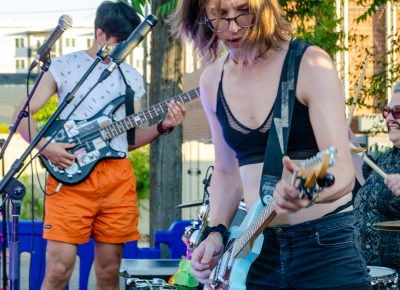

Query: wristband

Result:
[157,120,174,135]
[201,224,230,246]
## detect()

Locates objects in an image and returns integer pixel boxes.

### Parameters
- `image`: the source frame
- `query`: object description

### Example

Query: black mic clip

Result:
[202,165,214,198]
[98,14,158,83]
[96,44,113,62]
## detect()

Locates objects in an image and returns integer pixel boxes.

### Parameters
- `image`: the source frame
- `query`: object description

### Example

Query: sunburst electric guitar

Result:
[41,88,199,185]
[208,147,337,290]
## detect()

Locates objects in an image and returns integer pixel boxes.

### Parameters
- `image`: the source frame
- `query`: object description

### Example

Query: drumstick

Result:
[346,55,369,127]
[349,143,387,178]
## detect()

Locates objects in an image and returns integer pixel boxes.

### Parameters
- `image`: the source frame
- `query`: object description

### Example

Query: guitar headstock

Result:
[292,146,337,200]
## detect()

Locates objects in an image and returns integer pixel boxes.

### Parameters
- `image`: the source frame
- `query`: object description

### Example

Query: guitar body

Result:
[211,199,265,290]
[228,199,264,290]
[41,96,126,185]
[209,147,337,290]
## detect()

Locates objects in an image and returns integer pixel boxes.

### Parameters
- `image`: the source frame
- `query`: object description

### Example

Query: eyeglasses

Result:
[382,105,400,119]
[206,12,255,33]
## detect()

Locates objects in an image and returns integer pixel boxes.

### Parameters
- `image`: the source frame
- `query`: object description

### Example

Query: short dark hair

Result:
[95,1,141,42]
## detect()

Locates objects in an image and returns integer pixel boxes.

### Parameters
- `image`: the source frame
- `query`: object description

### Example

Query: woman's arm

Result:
[298,46,355,202]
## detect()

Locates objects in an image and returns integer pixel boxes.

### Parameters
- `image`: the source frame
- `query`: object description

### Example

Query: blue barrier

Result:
[154,220,192,259]
[1,220,191,290]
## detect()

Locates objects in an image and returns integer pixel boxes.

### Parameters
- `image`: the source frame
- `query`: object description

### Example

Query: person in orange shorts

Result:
[12,1,186,289]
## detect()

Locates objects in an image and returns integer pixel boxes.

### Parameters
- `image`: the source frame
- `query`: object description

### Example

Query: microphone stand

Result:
[0,139,6,290]
[0,45,110,290]
[0,56,50,290]
[0,57,51,289]
[0,57,51,163]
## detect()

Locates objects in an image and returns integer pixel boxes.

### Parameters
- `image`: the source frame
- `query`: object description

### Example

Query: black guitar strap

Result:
[259,38,309,206]
[118,66,136,145]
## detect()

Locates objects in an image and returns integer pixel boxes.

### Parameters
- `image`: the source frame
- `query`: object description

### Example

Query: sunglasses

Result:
[382,105,400,119]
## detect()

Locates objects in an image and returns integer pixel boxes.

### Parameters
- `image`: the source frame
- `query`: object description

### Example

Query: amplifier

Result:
[119,259,180,290]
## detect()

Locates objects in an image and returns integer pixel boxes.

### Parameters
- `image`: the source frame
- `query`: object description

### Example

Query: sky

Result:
[0,0,105,22]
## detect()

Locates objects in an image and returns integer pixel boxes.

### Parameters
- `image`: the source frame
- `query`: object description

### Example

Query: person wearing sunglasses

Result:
[352,89,400,273]
[170,0,371,289]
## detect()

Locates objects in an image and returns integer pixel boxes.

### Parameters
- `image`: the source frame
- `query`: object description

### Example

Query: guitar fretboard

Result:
[101,88,200,140]
[232,201,276,258]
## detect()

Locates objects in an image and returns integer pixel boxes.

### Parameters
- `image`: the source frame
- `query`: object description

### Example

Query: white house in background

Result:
[0,18,147,76]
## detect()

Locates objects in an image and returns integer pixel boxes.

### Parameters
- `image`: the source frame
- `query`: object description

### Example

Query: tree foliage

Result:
[279,0,344,57]
[33,95,58,126]
[128,145,150,200]
[356,0,398,22]
[124,0,177,17]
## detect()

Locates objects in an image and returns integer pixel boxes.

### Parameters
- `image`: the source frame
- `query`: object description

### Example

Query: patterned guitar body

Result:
[41,96,127,185]
[41,88,199,185]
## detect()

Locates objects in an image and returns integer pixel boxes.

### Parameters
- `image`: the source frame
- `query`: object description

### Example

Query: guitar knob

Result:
[65,163,79,175]
[77,170,82,175]
[317,173,335,188]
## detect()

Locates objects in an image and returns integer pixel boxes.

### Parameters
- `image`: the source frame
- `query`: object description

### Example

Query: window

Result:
[16,59,26,69]
[87,38,93,48]
[66,38,75,48]
[136,59,143,68]
[15,38,25,48]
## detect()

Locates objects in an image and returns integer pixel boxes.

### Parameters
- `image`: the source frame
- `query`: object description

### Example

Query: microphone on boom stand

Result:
[98,14,158,82]
[29,15,73,71]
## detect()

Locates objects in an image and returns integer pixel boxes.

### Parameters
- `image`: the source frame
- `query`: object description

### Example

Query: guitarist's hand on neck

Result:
[273,156,309,214]
[161,100,186,131]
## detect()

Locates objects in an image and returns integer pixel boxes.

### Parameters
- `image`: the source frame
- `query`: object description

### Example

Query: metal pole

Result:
[0,139,6,290]
[343,0,349,102]
[386,1,392,102]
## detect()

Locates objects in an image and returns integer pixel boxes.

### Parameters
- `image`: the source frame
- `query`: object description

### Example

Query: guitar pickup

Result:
[97,116,111,128]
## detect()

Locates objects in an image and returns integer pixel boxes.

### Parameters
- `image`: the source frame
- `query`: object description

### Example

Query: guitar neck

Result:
[102,88,199,140]
[232,201,276,258]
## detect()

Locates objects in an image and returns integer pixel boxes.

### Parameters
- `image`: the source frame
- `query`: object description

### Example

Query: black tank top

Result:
[216,42,319,167]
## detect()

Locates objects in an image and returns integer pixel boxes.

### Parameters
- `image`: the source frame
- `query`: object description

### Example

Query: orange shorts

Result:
[44,158,140,244]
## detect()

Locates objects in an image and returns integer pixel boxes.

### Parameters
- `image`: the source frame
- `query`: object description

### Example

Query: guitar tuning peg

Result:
[317,173,335,188]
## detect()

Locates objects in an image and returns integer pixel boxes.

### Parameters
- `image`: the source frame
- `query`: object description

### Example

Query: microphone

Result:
[29,15,73,70]
[98,14,158,82]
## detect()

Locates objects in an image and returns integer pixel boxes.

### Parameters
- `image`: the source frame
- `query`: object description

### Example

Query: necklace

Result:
[229,52,267,65]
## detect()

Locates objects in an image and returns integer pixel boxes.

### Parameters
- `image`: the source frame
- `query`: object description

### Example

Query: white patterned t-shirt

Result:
[49,50,145,154]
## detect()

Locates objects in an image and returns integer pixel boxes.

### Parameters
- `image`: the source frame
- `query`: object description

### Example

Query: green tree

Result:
[279,0,344,58]
[353,1,399,109]
[128,145,150,200]
[33,95,58,126]
[356,0,398,22]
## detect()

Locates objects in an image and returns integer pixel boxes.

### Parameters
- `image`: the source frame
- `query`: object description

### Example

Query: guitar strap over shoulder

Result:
[259,38,309,206]
[118,66,136,145]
